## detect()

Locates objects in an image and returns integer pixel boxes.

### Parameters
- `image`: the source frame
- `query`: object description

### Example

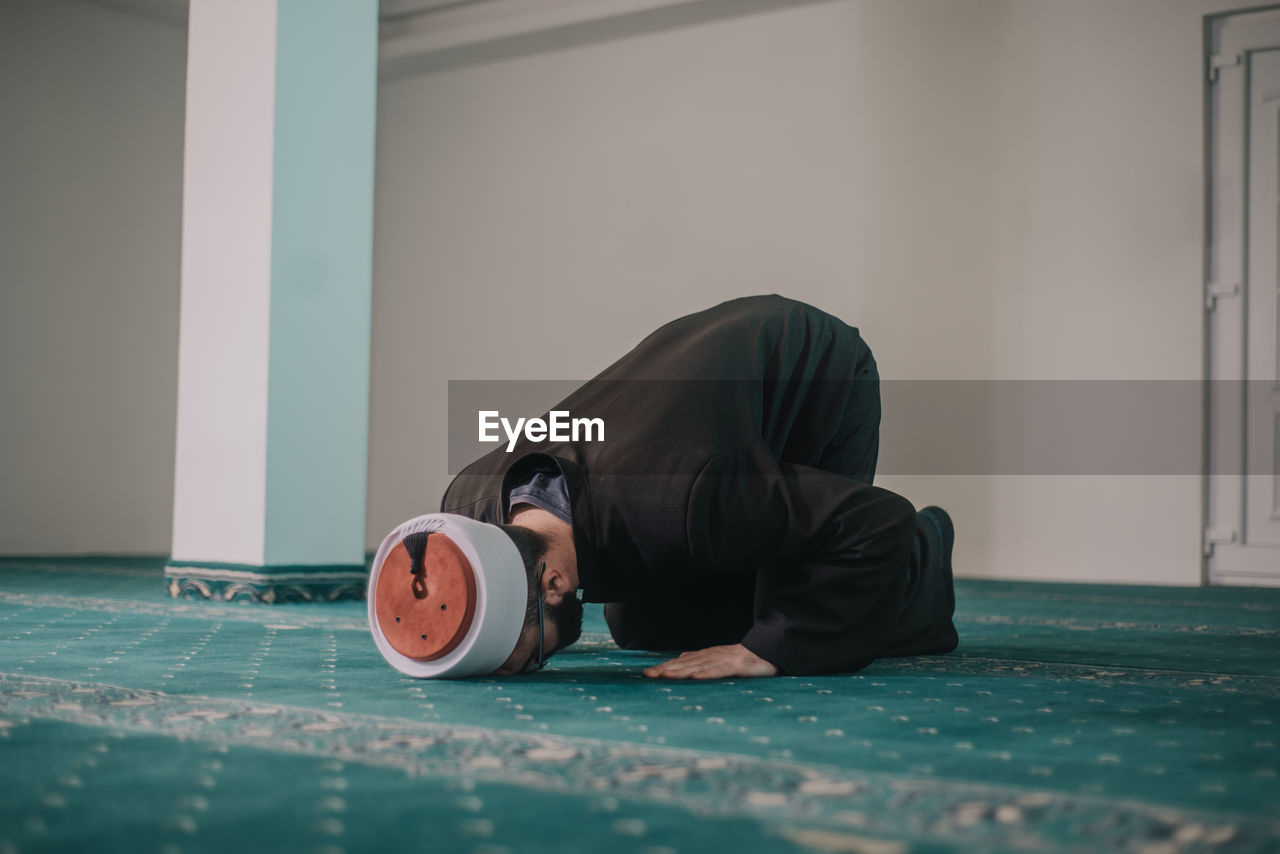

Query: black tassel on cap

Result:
[403,532,430,599]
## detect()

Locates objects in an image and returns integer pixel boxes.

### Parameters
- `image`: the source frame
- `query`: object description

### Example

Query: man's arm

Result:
[674,447,917,678]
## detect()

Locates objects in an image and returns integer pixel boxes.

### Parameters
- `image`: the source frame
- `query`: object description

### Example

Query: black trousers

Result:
[605,339,957,661]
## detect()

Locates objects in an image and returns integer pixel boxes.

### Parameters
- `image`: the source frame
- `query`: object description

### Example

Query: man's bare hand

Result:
[642,643,779,679]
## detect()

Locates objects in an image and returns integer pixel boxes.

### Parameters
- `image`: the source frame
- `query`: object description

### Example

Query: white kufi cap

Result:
[367,513,527,678]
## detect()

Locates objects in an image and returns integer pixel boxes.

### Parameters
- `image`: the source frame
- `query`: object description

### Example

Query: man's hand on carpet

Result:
[642,643,779,679]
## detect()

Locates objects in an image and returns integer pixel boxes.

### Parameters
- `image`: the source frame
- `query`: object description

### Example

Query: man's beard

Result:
[545,592,585,655]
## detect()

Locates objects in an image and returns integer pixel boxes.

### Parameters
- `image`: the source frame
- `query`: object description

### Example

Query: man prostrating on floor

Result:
[367,295,958,680]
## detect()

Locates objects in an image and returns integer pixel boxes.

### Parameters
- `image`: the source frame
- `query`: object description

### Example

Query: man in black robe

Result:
[440,294,958,679]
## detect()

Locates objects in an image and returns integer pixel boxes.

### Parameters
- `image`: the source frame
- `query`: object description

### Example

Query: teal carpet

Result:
[1,558,1279,853]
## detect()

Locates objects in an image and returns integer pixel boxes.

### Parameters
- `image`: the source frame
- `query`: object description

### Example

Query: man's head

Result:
[490,524,584,675]
[367,512,582,679]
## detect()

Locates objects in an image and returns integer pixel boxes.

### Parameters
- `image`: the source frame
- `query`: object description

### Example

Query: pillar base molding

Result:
[164,561,368,603]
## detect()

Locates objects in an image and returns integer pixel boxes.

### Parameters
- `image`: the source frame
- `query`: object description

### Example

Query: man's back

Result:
[444,292,877,495]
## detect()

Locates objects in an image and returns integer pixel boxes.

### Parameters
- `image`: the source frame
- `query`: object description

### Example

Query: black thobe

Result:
[440,294,958,675]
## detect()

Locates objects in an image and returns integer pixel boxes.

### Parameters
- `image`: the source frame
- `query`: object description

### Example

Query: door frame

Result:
[1203,4,1280,586]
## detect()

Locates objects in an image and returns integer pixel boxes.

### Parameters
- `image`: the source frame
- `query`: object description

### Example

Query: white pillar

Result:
[167,0,378,602]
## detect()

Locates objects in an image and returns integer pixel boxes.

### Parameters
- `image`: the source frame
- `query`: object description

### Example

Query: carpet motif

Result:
[1,558,1278,853]
[1,673,1275,852]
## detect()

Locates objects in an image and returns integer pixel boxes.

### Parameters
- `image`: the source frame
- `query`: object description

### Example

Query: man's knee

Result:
[605,597,751,652]
[604,602,642,649]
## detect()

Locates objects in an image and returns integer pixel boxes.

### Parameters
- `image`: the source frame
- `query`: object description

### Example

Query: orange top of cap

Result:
[374,532,478,660]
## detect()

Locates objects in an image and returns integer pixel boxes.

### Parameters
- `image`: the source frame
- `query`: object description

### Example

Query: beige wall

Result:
[370,0,1243,583]
[0,0,186,554]
[1,0,1248,583]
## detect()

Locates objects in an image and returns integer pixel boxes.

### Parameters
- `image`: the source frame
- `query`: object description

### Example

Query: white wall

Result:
[0,0,187,555]
[0,0,1249,584]
[368,0,1246,584]
[903,0,1229,585]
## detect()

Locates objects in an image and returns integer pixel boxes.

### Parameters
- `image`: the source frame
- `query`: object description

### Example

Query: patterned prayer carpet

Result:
[1,557,1278,854]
